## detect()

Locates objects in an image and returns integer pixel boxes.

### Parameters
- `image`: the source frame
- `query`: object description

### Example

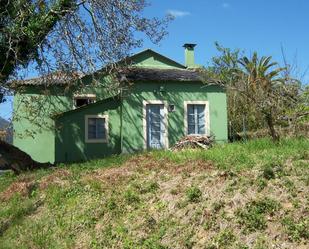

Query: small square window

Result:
[74,95,96,108]
[85,115,108,143]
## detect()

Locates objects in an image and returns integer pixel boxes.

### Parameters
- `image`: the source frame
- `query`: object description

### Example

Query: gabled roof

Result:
[13,49,190,86]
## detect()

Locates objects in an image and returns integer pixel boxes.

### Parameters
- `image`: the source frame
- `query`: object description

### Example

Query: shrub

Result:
[186,186,202,203]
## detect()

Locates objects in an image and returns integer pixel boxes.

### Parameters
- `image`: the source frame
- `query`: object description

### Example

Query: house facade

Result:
[13,44,228,163]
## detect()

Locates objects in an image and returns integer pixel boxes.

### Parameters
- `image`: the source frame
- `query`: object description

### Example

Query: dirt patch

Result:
[39,169,71,190]
[0,180,35,201]
[83,166,134,186]
[170,160,215,175]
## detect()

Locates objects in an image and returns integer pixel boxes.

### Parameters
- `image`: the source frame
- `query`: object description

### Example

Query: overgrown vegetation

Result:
[0,138,308,248]
[203,43,309,142]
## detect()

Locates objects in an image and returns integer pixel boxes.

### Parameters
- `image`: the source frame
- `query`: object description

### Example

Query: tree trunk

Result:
[0,141,52,174]
[265,113,280,142]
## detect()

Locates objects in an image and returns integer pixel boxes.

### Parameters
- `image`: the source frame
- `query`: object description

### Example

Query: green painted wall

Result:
[12,76,119,163]
[13,87,72,163]
[121,81,227,153]
[130,49,185,69]
[55,99,121,162]
[54,81,227,162]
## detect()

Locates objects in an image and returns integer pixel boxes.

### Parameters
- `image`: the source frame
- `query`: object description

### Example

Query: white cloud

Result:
[222,2,230,8]
[167,9,191,18]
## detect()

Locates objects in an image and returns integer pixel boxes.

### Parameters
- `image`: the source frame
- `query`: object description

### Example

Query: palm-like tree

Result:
[236,52,286,141]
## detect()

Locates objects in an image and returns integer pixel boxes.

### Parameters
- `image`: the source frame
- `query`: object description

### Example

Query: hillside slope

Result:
[0,138,308,249]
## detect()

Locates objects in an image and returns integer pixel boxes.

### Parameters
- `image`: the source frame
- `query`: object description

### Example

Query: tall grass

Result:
[151,137,309,170]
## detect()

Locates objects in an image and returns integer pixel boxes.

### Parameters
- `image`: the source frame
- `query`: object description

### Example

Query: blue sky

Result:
[1,0,309,120]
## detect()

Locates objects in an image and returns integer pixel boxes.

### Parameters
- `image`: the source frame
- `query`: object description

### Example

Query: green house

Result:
[13,44,228,163]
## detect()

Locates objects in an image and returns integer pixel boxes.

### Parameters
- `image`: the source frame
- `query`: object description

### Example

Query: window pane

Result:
[88,117,106,140]
[187,105,194,116]
[88,118,97,139]
[188,124,195,135]
[197,105,205,134]
[96,118,105,139]
[187,114,195,125]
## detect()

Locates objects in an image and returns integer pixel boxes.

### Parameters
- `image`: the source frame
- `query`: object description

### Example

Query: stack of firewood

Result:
[171,135,214,151]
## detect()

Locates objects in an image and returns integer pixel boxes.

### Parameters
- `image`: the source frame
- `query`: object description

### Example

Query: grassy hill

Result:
[0,138,308,249]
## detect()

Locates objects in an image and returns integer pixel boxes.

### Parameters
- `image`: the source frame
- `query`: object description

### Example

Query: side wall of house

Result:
[12,76,119,163]
[13,86,72,163]
[55,99,121,163]
[121,81,227,153]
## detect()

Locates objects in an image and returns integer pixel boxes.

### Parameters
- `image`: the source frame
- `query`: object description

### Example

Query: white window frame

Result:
[142,100,169,149]
[184,101,210,136]
[73,94,96,109]
[85,114,108,143]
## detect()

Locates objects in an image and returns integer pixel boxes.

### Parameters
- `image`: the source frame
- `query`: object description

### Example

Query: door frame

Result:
[143,100,168,149]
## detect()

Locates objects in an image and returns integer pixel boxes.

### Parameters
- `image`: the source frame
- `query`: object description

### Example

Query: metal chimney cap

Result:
[183,43,197,49]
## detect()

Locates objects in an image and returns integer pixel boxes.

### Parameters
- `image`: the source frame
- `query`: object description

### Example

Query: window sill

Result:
[85,139,108,143]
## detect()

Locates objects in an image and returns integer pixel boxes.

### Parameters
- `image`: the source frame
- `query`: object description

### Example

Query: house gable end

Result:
[129,49,186,69]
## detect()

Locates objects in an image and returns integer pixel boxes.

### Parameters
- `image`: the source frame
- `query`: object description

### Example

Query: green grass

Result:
[151,137,309,170]
[0,138,308,248]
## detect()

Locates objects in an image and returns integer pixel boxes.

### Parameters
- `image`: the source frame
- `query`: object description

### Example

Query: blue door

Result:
[146,104,165,149]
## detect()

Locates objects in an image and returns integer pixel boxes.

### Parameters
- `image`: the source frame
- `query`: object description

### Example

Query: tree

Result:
[204,44,265,138]
[1,0,171,93]
[236,53,287,141]
[203,44,300,142]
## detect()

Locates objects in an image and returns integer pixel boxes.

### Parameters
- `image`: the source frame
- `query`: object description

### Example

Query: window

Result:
[184,101,209,135]
[74,94,96,108]
[85,115,108,143]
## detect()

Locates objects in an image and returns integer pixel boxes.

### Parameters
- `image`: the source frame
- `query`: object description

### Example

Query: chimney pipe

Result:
[183,43,197,68]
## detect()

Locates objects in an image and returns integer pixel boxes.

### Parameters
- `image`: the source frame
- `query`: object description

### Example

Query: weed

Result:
[282,178,297,197]
[183,232,195,249]
[106,197,118,211]
[256,178,267,191]
[206,229,236,248]
[253,236,269,249]
[186,186,202,203]
[282,216,309,241]
[212,200,225,212]
[236,198,280,232]
[203,218,216,231]
[124,189,140,204]
[140,180,159,194]
[170,188,179,195]
[303,175,309,186]
[262,166,275,180]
